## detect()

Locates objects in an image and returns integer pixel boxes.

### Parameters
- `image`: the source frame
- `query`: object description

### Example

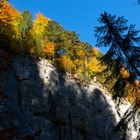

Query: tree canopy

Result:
[0,1,139,104]
[0,1,103,82]
[95,12,140,101]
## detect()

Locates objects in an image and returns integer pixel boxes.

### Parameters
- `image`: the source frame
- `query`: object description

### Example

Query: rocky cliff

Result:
[0,51,139,140]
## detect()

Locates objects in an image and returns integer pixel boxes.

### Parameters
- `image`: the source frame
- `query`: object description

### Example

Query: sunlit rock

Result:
[0,54,139,140]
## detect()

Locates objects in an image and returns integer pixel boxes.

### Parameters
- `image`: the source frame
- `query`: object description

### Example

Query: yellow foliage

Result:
[120,68,130,78]
[33,13,50,34]
[92,47,101,57]
[75,46,86,59]
[88,57,101,73]
[58,55,75,73]
[32,13,50,54]
[74,58,90,80]
[43,42,57,58]
[135,80,140,87]
[126,83,140,103]
[0,1,20,38]
[76,49,85,58]
[74,59,84,67]
[34,13,50,25]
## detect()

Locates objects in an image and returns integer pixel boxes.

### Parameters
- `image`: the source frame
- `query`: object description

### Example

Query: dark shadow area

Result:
[0,51,46,139]
[36,66,121,140]
[0,50,123,140]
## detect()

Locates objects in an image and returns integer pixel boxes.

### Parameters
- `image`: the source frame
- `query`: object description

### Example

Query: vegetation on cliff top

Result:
[0,0,102,81]
[0,0,139,104]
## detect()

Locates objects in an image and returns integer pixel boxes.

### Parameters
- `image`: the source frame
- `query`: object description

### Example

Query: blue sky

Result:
[10,0,140,53]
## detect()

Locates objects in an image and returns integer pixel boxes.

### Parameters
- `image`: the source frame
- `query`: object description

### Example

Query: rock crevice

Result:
[0,54,139,140]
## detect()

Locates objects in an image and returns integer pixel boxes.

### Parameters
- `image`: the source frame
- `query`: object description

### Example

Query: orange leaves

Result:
[76,49,85,58]
[43,42,57,59]
[0,1,20,39]
[0,0,19,23]
[44,42,56,53]
[58,55,75,73]
[33,13,50,34]
[0,1,104,82]
[34,13,50,25]
[120,68,130,79]
[135,80,140,88]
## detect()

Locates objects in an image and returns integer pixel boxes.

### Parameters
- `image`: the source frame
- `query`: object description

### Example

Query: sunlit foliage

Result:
[43,42,57,60]
[0,0,20,50]
[57,55,75,73]
[32,13,50,55]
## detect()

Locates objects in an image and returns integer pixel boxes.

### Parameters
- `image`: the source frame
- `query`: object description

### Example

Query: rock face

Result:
[0,52,139,140]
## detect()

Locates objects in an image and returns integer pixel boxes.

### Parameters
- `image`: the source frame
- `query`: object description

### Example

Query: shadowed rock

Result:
[0,52,139,140]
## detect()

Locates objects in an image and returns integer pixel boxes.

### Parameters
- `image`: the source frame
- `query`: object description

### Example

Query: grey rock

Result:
[0,54,139,140]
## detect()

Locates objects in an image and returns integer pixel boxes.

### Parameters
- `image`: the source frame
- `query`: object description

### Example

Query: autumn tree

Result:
[87,57,102,77]
[33,13,50,55]
[61,31,80,59]
[95,12,140,99]
[0,0,19,50]
[73,43,94,81]
[44,21,67,59]
[43,42,58,60]
[17,10,33,53]
[57,55,75,74]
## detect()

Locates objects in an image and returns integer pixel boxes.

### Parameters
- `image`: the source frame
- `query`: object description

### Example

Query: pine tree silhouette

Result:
[95,12,140,99]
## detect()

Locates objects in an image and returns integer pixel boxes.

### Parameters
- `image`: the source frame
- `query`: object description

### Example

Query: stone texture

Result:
[0,52,139,140]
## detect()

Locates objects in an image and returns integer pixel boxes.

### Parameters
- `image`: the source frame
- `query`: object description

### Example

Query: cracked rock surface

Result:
[0,52,139,140]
